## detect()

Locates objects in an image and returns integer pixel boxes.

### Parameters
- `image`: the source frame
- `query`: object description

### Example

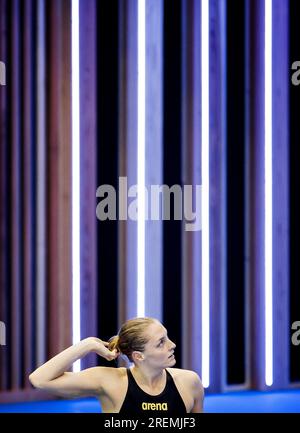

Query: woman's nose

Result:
[169,340,176,350]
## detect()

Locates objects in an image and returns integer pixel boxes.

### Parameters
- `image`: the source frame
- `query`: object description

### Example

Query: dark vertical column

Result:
[244,0,252,389]
[289,0,300,383]
[118,0,129,327]
[96,0,119,352]
[163,0,182,368]
[226,0,246,386]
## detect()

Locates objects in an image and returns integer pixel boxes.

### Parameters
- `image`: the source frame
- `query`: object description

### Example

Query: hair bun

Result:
[108,335,120,352]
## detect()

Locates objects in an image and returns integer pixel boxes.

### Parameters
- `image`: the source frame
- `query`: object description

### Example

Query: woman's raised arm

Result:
[29,337,119,398]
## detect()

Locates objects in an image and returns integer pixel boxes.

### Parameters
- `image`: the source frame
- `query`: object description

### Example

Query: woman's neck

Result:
[131,365,166,389]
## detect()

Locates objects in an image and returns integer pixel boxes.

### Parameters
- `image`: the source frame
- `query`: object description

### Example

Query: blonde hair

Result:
[108,317,157,362]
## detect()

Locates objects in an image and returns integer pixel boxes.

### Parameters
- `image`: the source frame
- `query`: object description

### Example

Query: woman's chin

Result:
[168,355,176,365]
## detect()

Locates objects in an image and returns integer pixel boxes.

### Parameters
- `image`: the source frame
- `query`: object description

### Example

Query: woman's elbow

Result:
[29,373,46,389]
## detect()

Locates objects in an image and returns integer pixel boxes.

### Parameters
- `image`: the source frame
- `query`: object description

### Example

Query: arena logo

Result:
[0,321,6,346]
[142,402,168,411]
[291,61,300,86]
[0,61,6,86]
[291,321,300,346]
[96,177,202,232]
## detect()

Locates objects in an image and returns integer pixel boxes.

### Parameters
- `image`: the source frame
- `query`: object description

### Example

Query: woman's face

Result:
[140,321,176,368]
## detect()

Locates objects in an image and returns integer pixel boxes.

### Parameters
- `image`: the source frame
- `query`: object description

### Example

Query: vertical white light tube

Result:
[201,0,210,388]
[72,0,81,371]
[265,0,273,386]
[137,0,146,317]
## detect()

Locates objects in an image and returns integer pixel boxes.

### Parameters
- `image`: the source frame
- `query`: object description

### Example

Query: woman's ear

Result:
[132,351,145,363]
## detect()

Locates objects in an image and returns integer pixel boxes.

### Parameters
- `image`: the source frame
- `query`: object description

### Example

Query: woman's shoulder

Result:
[81,366,128,396]
[86,366,127,378]
[167,368,202,385]
[167,368,203,409]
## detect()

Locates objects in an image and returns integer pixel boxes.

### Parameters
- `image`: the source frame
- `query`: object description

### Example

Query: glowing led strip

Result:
[264,0,273,386]
[201,0,210,388]
[137,0,146,317]
[71,0,81,371]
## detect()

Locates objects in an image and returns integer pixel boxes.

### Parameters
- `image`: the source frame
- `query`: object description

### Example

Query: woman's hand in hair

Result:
[86,337,120,361]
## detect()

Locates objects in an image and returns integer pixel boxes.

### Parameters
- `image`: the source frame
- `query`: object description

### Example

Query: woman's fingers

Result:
[105,349,119,361]
[94,346,119,361]
[89,338,120,360]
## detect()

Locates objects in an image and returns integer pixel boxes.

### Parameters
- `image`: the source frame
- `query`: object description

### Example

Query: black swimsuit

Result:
[119,368,187,415]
